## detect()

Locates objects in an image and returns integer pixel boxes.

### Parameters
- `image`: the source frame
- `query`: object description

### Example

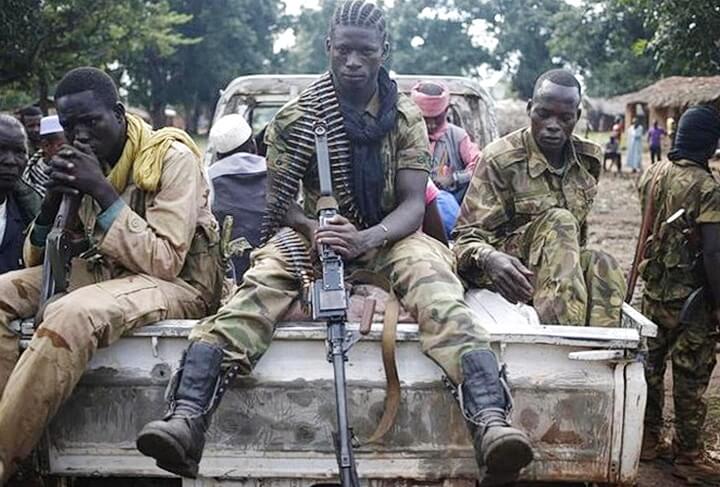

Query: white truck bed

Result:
[15,290,656,486]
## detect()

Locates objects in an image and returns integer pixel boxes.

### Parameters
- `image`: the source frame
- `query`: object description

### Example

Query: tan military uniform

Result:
[639,158,720,453]
[190,86,493,385]
[454,128,626,326]
[0,141,221,480]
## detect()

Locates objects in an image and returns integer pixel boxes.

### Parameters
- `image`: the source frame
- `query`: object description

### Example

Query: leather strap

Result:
[626,161,666,303]
[346,270,401,444]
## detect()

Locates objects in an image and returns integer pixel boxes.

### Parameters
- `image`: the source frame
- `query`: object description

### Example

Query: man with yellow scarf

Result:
[0,67,222,483]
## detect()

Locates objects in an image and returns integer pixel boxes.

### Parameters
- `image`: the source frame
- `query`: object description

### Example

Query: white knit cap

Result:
[209,114,252,154]
[39,115,64,135]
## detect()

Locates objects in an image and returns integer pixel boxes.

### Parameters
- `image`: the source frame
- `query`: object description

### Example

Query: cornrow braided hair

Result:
[330,0,387,41]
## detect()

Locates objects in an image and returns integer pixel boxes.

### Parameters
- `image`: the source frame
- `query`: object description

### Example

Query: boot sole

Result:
[136,428,199,478]
[483,432,534,474]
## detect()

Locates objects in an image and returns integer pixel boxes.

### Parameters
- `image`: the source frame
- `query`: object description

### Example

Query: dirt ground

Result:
[585,151,720,486]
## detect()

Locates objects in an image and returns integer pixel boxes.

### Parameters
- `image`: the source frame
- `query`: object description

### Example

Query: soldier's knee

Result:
[540,208,578,230]
[40,290,100,343]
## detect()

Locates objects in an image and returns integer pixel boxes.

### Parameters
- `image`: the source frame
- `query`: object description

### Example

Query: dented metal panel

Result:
[41,313,647,485]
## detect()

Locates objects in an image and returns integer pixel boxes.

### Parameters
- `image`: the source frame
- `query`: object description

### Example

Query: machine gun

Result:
[309,121,360,487]
[36,194,87,324]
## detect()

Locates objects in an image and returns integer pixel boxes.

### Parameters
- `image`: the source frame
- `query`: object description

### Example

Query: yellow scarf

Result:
[108,113,202,193]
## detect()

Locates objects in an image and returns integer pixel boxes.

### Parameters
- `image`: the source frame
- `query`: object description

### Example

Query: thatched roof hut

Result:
[614,76,720,132]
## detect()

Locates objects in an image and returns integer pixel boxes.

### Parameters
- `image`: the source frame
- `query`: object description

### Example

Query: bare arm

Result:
[422,199,448,245]
[316,168,427,260]
[361,168,427,249]
[284,201,317,243]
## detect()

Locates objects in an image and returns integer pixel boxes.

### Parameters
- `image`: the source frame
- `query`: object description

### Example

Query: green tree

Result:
[634,0,720,76]
[123,0,281,130]
[387,0,491,75]
[279,0,491,76]
[0,0,192,112]
[548,0,656,96]
[453,0,568,98]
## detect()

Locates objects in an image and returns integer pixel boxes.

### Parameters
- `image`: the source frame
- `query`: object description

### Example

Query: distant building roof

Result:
[616,76,720,108]
[587,97,625,116]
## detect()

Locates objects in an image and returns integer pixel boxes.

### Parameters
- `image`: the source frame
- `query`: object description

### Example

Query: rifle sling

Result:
[626,162,666,303]
[347,270,400,445]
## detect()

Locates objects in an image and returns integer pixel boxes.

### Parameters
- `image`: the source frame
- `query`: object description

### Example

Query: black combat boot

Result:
[456,349,534,486]
[136,341,235,478]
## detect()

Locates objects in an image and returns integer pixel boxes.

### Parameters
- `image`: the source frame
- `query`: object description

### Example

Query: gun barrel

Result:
[314,123,333,197]
[328,320,360,487]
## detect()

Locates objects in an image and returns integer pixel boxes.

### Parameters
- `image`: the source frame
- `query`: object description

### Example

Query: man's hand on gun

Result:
[315,214,370,260]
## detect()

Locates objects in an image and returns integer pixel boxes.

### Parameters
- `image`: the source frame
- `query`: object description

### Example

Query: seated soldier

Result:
[0,115,40,275]
[0,67,223,482]
[22,114,67,198]
[137,2,533,484]
[207,114,267,282]
[454,69,626,327]
[411,81,481,235]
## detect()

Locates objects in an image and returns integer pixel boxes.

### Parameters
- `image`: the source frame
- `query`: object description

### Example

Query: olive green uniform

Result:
[638,158,720,453]
[190,87,492,384]
[454,128,626,326]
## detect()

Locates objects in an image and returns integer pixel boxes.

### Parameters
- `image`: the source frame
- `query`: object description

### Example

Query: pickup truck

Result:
[12,74,656,487]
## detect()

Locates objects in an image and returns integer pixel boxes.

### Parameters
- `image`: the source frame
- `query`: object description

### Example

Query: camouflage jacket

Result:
[639,158,720,302]
[264,90,431,225]
[454,127,602,277]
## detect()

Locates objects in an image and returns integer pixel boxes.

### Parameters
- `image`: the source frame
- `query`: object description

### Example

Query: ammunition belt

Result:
[273,227,314,293]
[261,72,361,243]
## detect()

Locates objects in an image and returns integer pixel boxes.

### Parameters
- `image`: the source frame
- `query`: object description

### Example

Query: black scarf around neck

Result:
[338,67,398,226]
[668,105,720,167]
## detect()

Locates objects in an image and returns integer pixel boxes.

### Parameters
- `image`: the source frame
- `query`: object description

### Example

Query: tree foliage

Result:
[548,1,656,97]
[123,0,280,129]
[0,0,192,111]
[278,0,490,77]
[631,0,720,76]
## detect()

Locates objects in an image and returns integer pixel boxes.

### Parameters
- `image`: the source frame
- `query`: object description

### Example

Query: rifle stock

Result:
[309,121,359,487]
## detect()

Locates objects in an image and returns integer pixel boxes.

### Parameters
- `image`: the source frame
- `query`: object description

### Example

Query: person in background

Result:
[647,120,666,165]
[22,115,67,198]
[207,113,266,282]
[411,80,481,235]
[603,134,621,174]
[16,106,42,154]
[626,118,644,173]
[638,106,720,484]
[612,116,624,146]
[0,115,37,275]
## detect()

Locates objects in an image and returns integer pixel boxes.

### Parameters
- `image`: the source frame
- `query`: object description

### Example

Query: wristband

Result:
[379,223,389,247]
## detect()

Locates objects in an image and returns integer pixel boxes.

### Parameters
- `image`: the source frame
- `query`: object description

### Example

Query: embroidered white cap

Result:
[209,114,252,154]
[39,115,64,136]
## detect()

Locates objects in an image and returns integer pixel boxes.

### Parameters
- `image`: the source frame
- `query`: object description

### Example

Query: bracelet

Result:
[379,223,389,247]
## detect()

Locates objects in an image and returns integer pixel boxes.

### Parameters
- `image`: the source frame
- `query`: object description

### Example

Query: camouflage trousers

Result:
[503,208,626,326]
[642,295,719,452]
[0,263,207,481]
[191,230,491,384]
